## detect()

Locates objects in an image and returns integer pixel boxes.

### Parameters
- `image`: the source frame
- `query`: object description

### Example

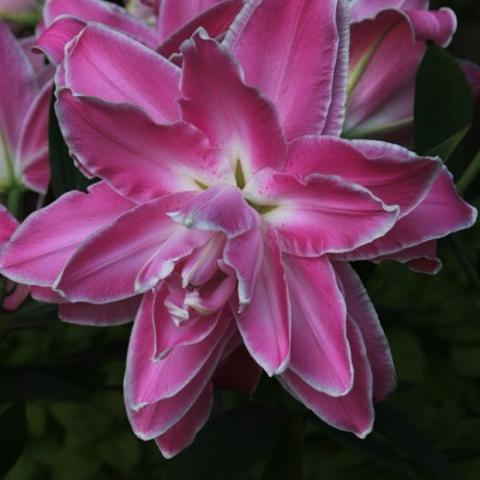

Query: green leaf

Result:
[48,92,92,198]
[425,125,471,162]
[165,403,290,480]
[456,150,480,195]
[415,43,473,155]
[0,402,28,478]
[375,404,462,480]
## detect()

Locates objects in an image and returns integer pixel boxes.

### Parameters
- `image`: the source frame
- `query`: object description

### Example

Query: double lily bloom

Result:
[0,0,476,458]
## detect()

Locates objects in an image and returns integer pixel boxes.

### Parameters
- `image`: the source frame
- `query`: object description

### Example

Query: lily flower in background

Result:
[344,0,457,144]
[0,21,53,208]
[0,0,476,458]
[0,0,42,27]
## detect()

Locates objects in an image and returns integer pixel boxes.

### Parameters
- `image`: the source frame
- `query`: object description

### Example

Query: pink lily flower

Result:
[37,0,243,60]
[0,205,29,310]
[0,0,476,458]
[345,0,457,144]
[0,21,53,195]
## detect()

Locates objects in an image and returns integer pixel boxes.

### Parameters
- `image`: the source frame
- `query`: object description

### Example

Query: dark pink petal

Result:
[224,0,347,139]
[55,193,195,303]
[0,205,17,244]
[374,241,442,275]
[185,275,236,315]
[180,32,287,178]
[0,182,135,286]
[223,226,263,308]
[287,136,441,217]
[151,287,221,360]
[18,79,53,194]
[34,16,86,65]
[59,296,141,326]
[63,24,180,123]
[0,22,37,160]
[280,319,374,438]
[334,262,395,401]
[284,255,352,396]
[155,383,214,458]
[3,283,30,311]
[235,227,290,376]
[156,0,220,40]
[43,0,157,47]
[125,299,232,408]
[460,59,480,103]
[169,185,259,238]
[246,170,399,257]
[213,343,262,397]
[56,90,214,203]
[158,0,243,58]
[407,8,456,46]
[340,168,477,261]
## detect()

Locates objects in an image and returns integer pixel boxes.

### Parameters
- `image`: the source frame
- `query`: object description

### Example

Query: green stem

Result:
[7,188,23,219]
[456,150,480,195]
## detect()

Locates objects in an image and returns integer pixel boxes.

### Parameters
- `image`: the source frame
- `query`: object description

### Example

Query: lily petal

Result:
[0,182,134,286]
[284,255,353,396]
[246,170,399,257]
[235,227,290,376]
[280,319,374,438]
[334,262,395,401]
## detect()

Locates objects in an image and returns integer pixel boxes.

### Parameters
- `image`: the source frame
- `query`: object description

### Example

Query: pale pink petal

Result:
[169,185,259,238]
[18,79,53,194]
[287,136,441,217]
[0,22,36,163]
[181,233,225,287]
[245,170,399,257]
[151,286,221,360]
[34,16,86,64]
[125,299,232,408]
[340,168,477,261]
[56,89,214,203]
[334,262,395,401]
[63,24,180,123]
[407,8,456,47]
[180,32,287,179]
[43,0,157,47]
[235,227,290,376]
[280,319,374,438]
[156,0,221,40]
[155,383,214,458]
[59,296,141,326]
[213,343,262,396]
[223,226,263,308]
[224,0,347,139]
[158,0,243,59]
[185,275,236,316]
[283,255,352,396]
[0,182,135,286]
[55,193,196,304]
[135,228,212,292]
[0,205,18,244]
